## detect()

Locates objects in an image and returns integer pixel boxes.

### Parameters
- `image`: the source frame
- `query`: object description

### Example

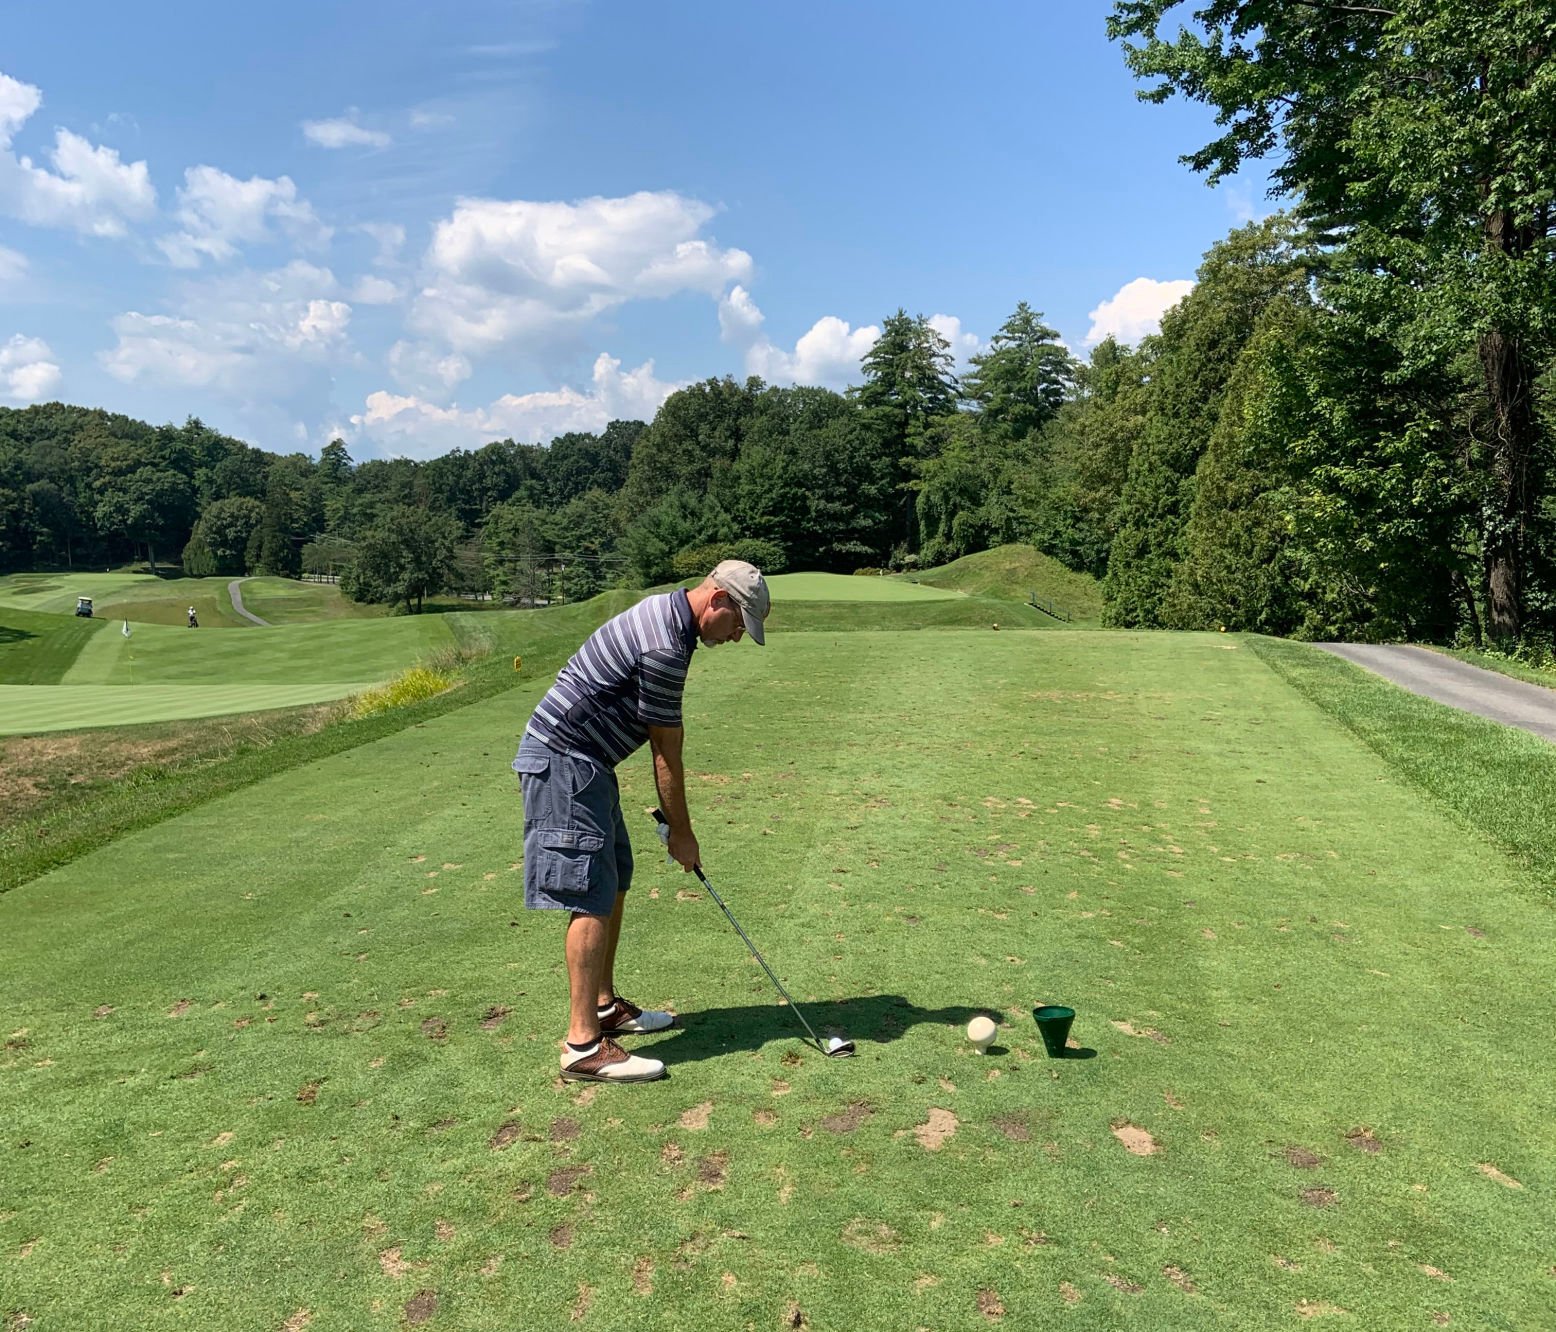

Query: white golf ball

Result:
[826,1036,844,1052]
[966,1016,997,1049]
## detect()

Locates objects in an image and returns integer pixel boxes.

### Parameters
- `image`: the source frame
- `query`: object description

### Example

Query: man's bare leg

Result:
[596,890,627,1009]
[564,912,611,1045]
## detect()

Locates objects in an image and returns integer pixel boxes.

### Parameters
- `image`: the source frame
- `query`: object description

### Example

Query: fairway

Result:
[0,682,371,734]
[3,629,1552,1330]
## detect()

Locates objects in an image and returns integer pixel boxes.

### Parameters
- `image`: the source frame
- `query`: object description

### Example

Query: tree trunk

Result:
[1477,209,1539,643]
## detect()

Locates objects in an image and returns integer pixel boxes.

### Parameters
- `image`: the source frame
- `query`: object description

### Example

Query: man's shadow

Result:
[646,994,1096,1065]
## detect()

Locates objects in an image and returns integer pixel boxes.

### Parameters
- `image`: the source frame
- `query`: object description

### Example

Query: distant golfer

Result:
[514,560,771,1084]
[187,606,199,628]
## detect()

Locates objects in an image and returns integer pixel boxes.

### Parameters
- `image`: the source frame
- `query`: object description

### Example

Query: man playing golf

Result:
[514,560,771,1084]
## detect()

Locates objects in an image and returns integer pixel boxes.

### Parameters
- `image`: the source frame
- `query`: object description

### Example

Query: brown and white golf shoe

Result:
[598,996,675,1035]
[559,1036,665,1084]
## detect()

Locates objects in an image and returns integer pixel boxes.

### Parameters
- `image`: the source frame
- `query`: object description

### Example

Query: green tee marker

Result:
[1033,1004,1075,1058]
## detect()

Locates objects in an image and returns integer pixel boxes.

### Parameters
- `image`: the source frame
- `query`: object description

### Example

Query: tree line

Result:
[2,1,1551,647]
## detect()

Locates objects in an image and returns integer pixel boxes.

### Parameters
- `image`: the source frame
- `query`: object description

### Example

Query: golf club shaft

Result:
[651,808,826,1052]
[690,863,826,1051]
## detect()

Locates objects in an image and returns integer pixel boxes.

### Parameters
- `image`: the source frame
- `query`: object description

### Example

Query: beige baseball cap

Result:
[710,559,771,645]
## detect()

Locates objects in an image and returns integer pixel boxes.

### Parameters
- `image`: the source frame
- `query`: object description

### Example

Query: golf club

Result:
[651,809,854,1058]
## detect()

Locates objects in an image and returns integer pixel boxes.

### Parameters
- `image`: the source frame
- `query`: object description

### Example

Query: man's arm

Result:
[647,724,700,871]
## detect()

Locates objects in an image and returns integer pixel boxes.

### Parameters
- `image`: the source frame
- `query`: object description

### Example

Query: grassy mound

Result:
[772,596,1055,633]
[903,543,1103,622]
[764,572,959,602]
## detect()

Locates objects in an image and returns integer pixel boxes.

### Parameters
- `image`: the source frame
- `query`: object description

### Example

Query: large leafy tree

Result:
[94,467,195,572]
[962,302,1075,442]
[1109,0,1556,640]
[341,506,460,614]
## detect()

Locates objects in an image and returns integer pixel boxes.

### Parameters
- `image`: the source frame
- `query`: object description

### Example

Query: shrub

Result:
[671,538,789,579]
[349,666,457,719]
[181,533,216,578]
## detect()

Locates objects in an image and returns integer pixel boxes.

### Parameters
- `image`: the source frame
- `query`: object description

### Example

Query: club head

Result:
[822,1037,856,1058]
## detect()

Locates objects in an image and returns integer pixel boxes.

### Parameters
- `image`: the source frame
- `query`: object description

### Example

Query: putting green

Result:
[61,614,457,685]
[0,682,369,734]
[764,572,960,601]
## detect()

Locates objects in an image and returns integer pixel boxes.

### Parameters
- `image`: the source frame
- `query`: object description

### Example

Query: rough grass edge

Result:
[0,645,504,896]
[1249,634,1556,899]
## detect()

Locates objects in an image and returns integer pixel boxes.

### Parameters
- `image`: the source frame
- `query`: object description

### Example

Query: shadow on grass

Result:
[0,624,39,646]
[649,994,1013,1066]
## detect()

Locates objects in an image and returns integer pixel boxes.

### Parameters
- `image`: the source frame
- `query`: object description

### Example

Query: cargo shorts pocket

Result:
[533,828,605,894]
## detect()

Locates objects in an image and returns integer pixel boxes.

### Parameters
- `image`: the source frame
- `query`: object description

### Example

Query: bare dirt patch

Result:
[819,1102,873,1134]
[488,1121,522,1150]
[1419,1264,1450,1281]
[782,1301,808,1328]
[754,1109,777,1127]
[378,1247,420,1279]
[976,1287,1005,1318]
[279,1311,312,1332]
[549,1223,573,1249]
[679,1101,713,1130]
[1059,1281,1081,1305]
[1163,1265,1198,1294]
[1110,1019,1169,1045]
[1111,1122,1159,1156]
[549,1117,580,1142]
[419,1017,447,1042]
[404,1291,438,1325]
[1477,1162,1521,1188]
[696,1153,729,1189]
[480,1006,510,1030]
[295,1081,321,1105]
[1104,1274,1144,1294]
[92,1005,114,1019]
[570,1283,594,1321]
[547,1166,589,1198]
[1300,1188,1338,1208]
[1344,1127,1383,1154]
[1295,1300,1348,1318]
[992,1115,1030,1142]
[167,999,192,1018]
[1283,1146,1322,1169]
[912,1108,959,1151]
[632,1257,654,1295]
[841,1218,900,1253]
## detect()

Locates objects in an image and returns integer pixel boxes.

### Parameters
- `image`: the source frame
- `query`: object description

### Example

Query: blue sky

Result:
[0,0,1267,460]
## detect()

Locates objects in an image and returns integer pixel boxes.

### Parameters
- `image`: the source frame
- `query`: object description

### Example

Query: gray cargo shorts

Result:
[513,735,633,916]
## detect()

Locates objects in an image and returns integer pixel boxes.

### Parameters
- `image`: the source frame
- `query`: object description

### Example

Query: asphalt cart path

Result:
[1313,643,1556,744]
[228,579,271,627]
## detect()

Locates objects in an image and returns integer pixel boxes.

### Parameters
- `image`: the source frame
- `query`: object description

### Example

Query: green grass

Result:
[0,682,374,735]
[1250,635,1556,895]
[3,627,1554,1328]
[1421,643,1556,692]
[904,543,1104,623]
[767,596,1055,633]
[0,606,105,684]
[59,614,460,687]
[764,572,961,602]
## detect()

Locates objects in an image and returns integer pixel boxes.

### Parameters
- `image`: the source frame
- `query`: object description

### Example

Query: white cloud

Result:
[718,284,878,389]
[928,313,982,370]
[409,108,455,130]
[302,113,391,150]
[0,71,155,237]
[0,244,26,284]
[358,221,406,266]
[158,165,331,267]
[411,190,753,353]
[101,260,351,392]
[352,274,403,304]
[353,351,679,457]
[1084,277,1195,346]
[386,338,471,396]
[0,333,61,401]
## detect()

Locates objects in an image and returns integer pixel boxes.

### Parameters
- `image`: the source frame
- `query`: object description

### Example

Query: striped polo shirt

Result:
[520,590,698,767]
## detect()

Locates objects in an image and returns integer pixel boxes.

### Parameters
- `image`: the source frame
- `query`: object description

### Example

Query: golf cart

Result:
[75,596,94,618]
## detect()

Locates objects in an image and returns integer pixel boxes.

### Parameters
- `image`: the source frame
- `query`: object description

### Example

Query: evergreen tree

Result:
[963,302,1075,441]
